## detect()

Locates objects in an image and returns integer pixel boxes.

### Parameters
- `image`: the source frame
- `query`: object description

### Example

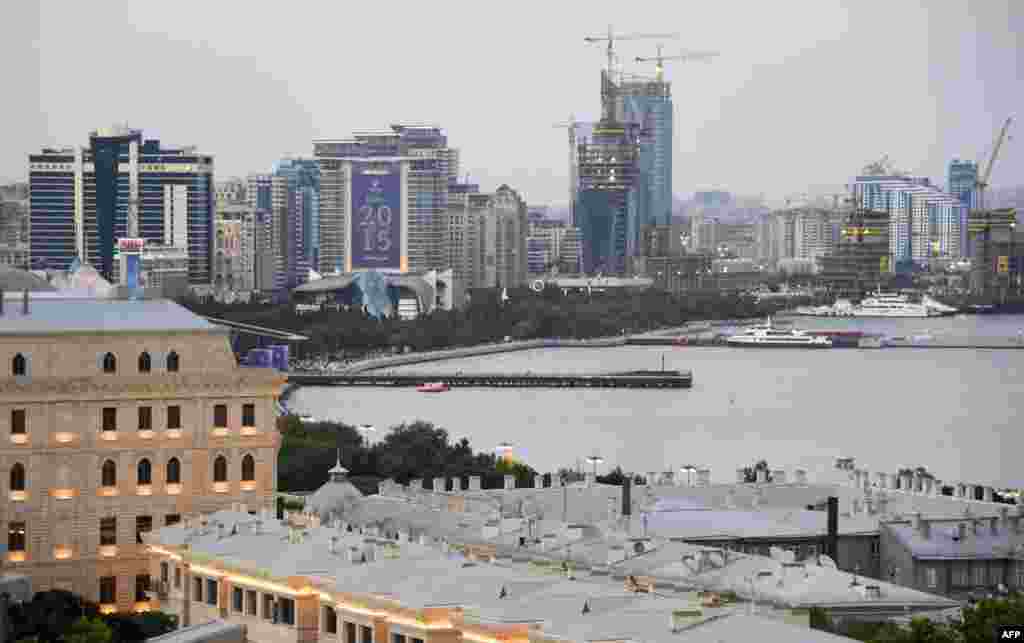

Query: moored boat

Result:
[416,382,450,393]
[726,320,833,348]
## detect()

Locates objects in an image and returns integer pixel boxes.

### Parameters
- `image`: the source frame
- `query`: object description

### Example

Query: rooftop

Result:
[0,296,220,335]
[886,516,1024,560]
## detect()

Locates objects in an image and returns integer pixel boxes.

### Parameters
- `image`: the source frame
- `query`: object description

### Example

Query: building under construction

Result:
[968,207,1019,296]
[818,206,891,297]
[575,70,643,274]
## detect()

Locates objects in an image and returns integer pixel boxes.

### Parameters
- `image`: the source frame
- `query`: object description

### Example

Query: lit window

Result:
[8,521,26,552]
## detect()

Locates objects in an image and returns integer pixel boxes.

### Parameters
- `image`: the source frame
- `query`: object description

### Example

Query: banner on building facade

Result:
[350,164,402,271]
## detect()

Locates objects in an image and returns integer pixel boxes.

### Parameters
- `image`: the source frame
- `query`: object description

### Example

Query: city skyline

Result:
[6,1,1022,205]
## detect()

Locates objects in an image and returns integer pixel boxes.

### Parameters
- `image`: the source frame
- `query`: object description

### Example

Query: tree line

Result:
[277,417,538,494]
[811,595,1024,642]
[181,287,779,358]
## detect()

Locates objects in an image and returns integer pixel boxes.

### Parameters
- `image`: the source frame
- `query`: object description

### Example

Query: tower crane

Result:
[553,114,579,226]
[584,27,679,120]
[584,26,680,75]
[634,45,719,82]
[970,116,1014,296]
[975,116,1013,215]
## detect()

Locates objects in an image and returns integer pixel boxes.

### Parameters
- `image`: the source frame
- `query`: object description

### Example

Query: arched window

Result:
[213,456,228,483]
[166,457,181,484]
[166,352,179,373]
[102,352,117,374]
[9,463,25,491]
[101,460,117,487]
[137,459,152,485]
[138,352,151,373]
[241,455,255,482]
[12,353,26,377]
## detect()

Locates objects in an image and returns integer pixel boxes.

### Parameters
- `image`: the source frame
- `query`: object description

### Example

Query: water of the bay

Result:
[289,315,1024,488]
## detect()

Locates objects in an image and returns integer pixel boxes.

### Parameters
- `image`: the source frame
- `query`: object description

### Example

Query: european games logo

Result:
[366,178,385,206]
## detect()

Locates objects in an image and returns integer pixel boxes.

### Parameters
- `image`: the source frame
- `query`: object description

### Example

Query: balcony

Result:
[133,601,152,613]
[165,429,183,439]
[6,551,26,563]
[212,482,230,494]
[138,430,156,440]
[99,604,117,615]
[239,427,259,437]
[51,487,77,500]
[136,484,153,496]
[10,434,28,445]
[53,546,73,560]
[9,490,27,502]
[166,483,183,496]
[99,431,118,442]
[99,545,118,558]
[240,481,257,492]
[211,427,230,438]
[54,432,76,444]
[98,486,119,498]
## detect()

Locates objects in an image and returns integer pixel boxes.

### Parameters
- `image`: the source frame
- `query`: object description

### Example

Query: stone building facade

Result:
[0,294,283,613]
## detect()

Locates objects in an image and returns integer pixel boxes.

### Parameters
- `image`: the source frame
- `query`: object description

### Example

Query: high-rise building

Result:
[214,204,256,293]
[0,294,282,613]
[315,125,455,277]
[443,180,484,303]
[214,178,247,207]
[614,77,673,227]
[854,175,968,266]
[947,159,978,210]
[245,159,319,292]
[474,185,528,289]
[28,127,214,285]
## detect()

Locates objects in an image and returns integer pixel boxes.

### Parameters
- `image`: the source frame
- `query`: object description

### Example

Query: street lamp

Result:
[585,455,604,477]
[680,465,698,487]
[496,442,514,464]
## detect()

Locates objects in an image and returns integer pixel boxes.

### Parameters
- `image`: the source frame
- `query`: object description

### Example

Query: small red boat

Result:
[416,382,449,393]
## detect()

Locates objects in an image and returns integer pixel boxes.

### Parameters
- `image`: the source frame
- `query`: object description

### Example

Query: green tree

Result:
[958,596,1024,643]
[64,617,112,643]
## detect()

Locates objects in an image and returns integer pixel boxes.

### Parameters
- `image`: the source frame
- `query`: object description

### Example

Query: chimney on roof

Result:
[622,476,632,517]
[22,289,29,315]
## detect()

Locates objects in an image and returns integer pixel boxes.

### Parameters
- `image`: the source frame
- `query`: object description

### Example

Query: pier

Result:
[286,369,692,389]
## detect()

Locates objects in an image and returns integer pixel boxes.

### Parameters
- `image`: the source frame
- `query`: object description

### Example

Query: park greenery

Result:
[181,286,777,357]
[811,595,1024,642]
[7,590,176,643]
[277,416,537,494]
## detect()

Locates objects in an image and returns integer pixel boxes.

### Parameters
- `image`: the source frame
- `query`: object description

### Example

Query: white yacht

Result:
[726,320,833,348]
[852,291,952,318]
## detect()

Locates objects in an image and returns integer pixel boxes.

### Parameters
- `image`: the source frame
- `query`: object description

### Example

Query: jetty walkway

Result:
[286,369,692,389]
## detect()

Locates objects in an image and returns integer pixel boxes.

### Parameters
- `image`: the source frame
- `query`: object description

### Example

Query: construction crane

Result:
[975,116,1013,215]
[970,116,1014,296]
[634,45,719,82]
[553,114,579,226]
[583,27,680,75]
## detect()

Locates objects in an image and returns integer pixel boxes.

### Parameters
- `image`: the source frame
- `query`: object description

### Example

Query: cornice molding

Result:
[0,372,286,401]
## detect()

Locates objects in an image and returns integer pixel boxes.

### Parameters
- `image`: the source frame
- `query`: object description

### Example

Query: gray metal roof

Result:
[887,519,1024,560]
[147,620,244,643]
[0,297,219,335]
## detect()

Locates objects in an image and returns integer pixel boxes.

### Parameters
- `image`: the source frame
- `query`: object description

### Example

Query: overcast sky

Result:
[6,1,1021,206]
